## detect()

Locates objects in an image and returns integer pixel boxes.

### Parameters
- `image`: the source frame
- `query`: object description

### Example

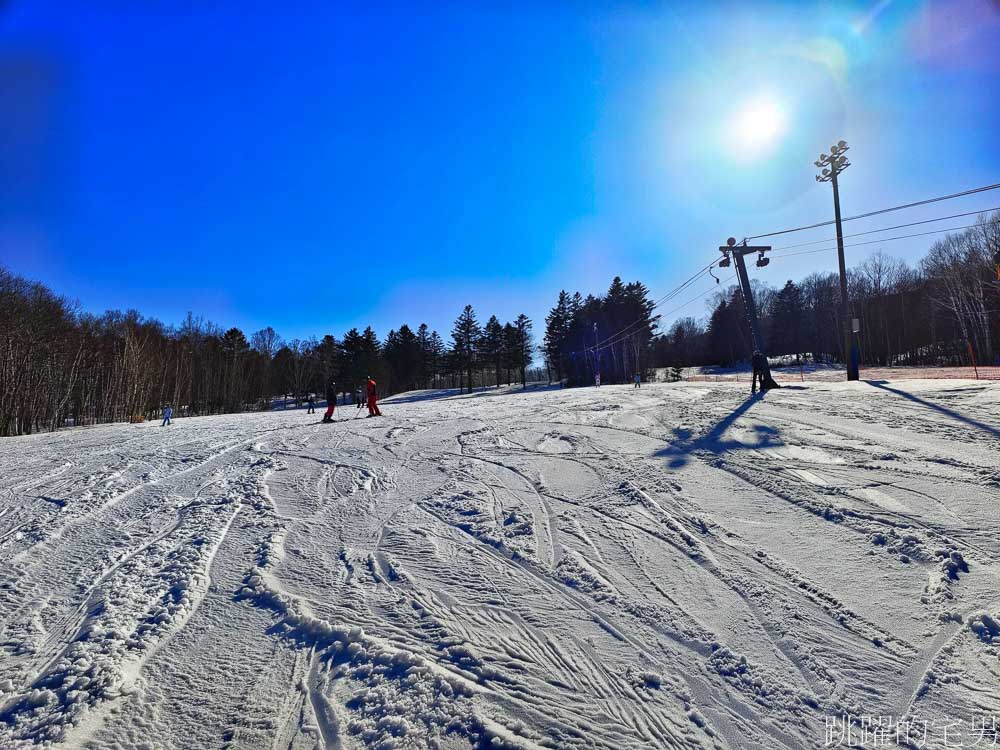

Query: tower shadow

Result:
[865,380,1000,439]
[655,391,781,469]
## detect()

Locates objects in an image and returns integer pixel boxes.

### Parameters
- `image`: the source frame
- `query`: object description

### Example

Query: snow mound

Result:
[968,612,1000,645]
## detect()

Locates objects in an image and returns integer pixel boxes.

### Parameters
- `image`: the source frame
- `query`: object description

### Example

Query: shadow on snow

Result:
[382,383,560,405]
[655,391,783,469]
[865,380,1000,440]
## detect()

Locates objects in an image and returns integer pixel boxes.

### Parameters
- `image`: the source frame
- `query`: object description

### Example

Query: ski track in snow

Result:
[0,380,998,749]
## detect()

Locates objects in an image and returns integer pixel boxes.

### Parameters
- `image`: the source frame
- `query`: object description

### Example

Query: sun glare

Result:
[725,96,788,157]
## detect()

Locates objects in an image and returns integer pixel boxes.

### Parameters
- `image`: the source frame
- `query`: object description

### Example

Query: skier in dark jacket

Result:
[307,395,316,414]
[161,405,172,426]
[322,380,337,422]
[751,351,765,394]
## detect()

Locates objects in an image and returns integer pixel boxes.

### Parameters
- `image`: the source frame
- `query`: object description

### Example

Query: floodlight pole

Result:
[593,322,599,380]
[816,141,859,381]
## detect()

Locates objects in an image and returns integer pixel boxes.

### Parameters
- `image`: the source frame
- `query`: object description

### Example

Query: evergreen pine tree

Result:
[427,331,445,387]
[451,305,481,393]
[416,323,431,387]
[482,316,505,388]
[339,328,365,392]
[514,314,533,387]
[544,291,571,382]
[770,280,805,356]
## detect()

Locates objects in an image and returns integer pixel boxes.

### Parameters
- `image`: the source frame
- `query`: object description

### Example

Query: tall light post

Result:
[593,322,599,382]
[815,140,858,381]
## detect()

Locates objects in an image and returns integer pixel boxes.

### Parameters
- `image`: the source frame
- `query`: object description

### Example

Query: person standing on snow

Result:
[595,372,601,387]
[366,376,381,417]
[751,351,764,394]
[356,387,365,410]
[307,394,316,414]
[161,405,172,427]
[633,373,641,389]
[322,380,337,422]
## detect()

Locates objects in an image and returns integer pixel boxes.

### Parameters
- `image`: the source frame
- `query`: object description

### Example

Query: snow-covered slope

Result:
[1,380,998,749]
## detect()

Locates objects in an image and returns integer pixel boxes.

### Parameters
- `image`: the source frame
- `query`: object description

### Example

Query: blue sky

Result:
[1,1,998,342]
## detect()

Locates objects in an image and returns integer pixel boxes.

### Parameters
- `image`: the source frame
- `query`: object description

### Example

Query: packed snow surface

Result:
[1,380,998,749]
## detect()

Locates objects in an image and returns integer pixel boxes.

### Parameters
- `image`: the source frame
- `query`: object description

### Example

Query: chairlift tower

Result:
[719,238,780,390]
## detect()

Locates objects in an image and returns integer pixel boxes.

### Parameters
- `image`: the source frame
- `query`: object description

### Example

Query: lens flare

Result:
[725,96,788,158]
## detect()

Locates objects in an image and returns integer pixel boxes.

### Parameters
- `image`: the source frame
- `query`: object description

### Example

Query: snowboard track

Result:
[1,379,998,749]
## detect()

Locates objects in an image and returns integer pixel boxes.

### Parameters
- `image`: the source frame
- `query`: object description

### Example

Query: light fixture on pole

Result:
[815,139,859,381]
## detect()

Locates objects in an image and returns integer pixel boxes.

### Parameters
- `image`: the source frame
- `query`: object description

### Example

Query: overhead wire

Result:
[584,273,737,357]
[770,206,1000,251]
[770,223,981,260]
[744,183,1000,241]
[657,275,736,321]
[581,262,716,354]
[567,184,1000,362]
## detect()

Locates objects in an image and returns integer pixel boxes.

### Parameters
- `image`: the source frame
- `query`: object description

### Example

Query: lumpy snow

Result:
[0,380,998,749]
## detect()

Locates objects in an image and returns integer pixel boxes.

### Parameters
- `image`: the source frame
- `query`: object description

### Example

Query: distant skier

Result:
[366,376,381,417]
[322,380,337,423]
[161,405,172,427]
[633,373,641,389]
[307,395,316,414]
[751,351,765,394]
[595,372,601,387]
[356,387,365,410]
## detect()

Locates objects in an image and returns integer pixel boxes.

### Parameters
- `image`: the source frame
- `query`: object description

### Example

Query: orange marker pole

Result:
[967,341,979,380]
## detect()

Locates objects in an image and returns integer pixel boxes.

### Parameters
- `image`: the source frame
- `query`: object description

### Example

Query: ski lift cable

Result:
[593,264,716,346]
[656,274,737,321]
[743,183,1000,242]
[769,206,1000,251]
[590,274,738,357]
[585,270,735,357]
[769,223,981,260]
[567,265,713,359]
[577,262,717,356]
[645,262,719,309]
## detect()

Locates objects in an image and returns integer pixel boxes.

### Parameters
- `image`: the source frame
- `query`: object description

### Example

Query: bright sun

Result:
[726,96,787,156]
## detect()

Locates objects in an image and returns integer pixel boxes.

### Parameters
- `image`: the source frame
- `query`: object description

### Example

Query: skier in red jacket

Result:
[366,376,381,417]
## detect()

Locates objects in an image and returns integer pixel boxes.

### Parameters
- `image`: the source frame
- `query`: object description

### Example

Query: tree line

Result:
[654,211,1000,371]
[543,277,660,385]
[3,212,996,435]
[0,266,536,436]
